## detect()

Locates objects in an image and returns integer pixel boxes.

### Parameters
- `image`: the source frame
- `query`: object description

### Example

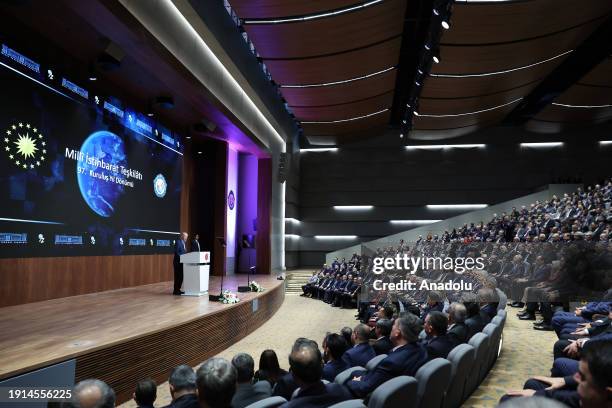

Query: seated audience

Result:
[134,378,157,408]
[164,365,199,408]
[322,333,349,382]
[346,314,428,398]
[254,349,288,388]
[340,326,353,346]
[342,324,376,368]
[280,338,352,407]
[421,311,455,360]
[71,379,116,408]
[196,358,237,408]
[372,318,393,355]
[231,353,271,408]
[464,294,487,340]
[447,302,469,345]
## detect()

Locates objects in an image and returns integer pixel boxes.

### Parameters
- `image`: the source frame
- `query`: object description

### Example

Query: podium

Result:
[180,251,210,296]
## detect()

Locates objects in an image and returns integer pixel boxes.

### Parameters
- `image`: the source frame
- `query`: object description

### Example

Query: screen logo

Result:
[154,174,167,198]
[228,190,235,210]
[4,121,47,170]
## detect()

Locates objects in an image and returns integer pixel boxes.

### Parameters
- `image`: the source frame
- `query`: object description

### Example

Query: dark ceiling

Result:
[227,0,612,144]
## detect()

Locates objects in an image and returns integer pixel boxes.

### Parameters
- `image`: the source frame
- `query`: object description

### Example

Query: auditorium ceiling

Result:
[228,0,612,144]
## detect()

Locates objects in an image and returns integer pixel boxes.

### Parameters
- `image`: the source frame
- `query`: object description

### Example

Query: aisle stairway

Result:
[285,269,315,295]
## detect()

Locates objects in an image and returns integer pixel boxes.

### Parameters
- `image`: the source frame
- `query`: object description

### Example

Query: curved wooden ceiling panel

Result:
[280,69,397,107]
[420,55,565,99]
[301,111,390,135]
[418,82,535,115]
[534,105,612,123]
[243,0,406,59]
[291,92,393,121]
[554,84,612,106]
[265,38,401,85]
[229,0,359,19]
[445,1,612,45]
[412,101,519,130]
[577,57,612,87]
[432,17,603,75]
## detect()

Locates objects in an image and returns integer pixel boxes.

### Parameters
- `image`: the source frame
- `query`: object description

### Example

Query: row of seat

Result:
[248,308,507,408]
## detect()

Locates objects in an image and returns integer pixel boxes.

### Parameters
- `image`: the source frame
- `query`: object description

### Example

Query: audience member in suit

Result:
[173,232,188,295]
[279,338,352,408]
[271,373,298,402]
[133,378,156,408]
[191,233,200,252]
[231,353,271,408]
[340,327,353,347]
[372,318,393,355]
[72,379,116,408]
[196,358,237,408]
[342,324,376,368]
[464,294,486,340]
[479,288,500,320]
[500,340,612,408]
[346,314,428,398]
[254,349,288,388]
[163,365,199,408]
[322,333,349,382]
[447,302,469,345]
[420,291,444,320]
[421,311,455,360]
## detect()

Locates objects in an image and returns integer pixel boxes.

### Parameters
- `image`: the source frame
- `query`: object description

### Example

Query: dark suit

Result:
[191,239,200,252]
[448,323,469,345]
[279,381,351,408]
[231,381,271,408]
[480,303,498,321]
[465,313,486,340]
[322,360,347,382]
[173,239,187,294]
[162,393,199,408]
[422,334,455,360]
[341,343,376,368]
[272,373,298,401]
[372,336,392,355]
[346,342,428,398]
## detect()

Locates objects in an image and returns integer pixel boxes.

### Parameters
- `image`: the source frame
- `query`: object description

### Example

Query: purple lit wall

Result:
[237,153,258,272]
[226,147,238,274]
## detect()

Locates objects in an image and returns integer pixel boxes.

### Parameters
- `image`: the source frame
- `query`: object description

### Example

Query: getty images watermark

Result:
[370,254,485,291]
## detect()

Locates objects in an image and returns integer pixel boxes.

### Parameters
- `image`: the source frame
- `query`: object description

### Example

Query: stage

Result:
[0,275,285,403]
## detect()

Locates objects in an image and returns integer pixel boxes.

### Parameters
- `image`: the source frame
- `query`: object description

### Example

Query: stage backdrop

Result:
[0,50,183,259]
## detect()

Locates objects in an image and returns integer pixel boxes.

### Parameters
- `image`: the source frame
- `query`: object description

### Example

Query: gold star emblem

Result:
[14,133,38,159]
[5,122,47,170]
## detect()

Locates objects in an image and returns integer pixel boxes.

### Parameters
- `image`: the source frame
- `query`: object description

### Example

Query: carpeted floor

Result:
[119,295,558,408]
[462,309,558,407]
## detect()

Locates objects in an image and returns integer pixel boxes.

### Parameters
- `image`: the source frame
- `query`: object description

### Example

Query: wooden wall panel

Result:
[74,282,285,405]
[0,255,173,307]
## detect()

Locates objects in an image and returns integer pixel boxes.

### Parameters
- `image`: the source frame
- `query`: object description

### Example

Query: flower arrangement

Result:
[250,281,265,292]
[220,290,240,304]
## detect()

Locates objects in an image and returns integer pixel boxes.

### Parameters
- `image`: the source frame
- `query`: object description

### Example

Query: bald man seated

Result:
[71,379,116,408]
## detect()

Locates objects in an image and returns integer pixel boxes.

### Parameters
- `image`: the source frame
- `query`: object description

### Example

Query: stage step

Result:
[285,270,316,295]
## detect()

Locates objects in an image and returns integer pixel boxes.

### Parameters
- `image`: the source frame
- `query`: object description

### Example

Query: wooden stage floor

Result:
[0,275,285,401]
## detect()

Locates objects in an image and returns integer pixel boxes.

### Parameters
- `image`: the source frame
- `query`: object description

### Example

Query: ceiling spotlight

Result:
[433,8,440,15]
[197,151,203,154]
[414,111,420,116]
[441,20,450,29]
[417,69,424,75]
[424,44,431,51]
[146,112,154,117]
[400,133,404,138]
[433,54,440,64]
[402,119,407,124]
[185,136,191,139]
[415,81,421,86]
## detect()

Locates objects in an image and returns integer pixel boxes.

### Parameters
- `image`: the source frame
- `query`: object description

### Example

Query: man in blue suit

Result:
[342,324,376,368]
[280,338,351,408]
[345,314,428,398]
[173,232,188,295]
[421,311,455,360]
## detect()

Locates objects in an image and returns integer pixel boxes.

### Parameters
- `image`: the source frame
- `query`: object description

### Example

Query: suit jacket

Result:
[446,323,470,345]
[465,314,486,340]
[272,373,298,401]
[174,239,187,263]
[191,239,200,252]
[162,393,199,408]
[480,304,498,321]
[421,334,455,360]
[231,381,271,408]
[279,381,351,408]
[342,343,376,368]
[372,336,392,356]
[346,342,428,398]
[322,359,347,382]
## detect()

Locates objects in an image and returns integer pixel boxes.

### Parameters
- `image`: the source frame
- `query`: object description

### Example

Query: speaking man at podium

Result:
[173,232,188,295]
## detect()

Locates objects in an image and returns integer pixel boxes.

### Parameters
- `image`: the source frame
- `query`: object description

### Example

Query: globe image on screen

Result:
[77,130,127,217]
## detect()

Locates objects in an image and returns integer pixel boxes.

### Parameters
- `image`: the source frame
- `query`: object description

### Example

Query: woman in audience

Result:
[254,349,287,388]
